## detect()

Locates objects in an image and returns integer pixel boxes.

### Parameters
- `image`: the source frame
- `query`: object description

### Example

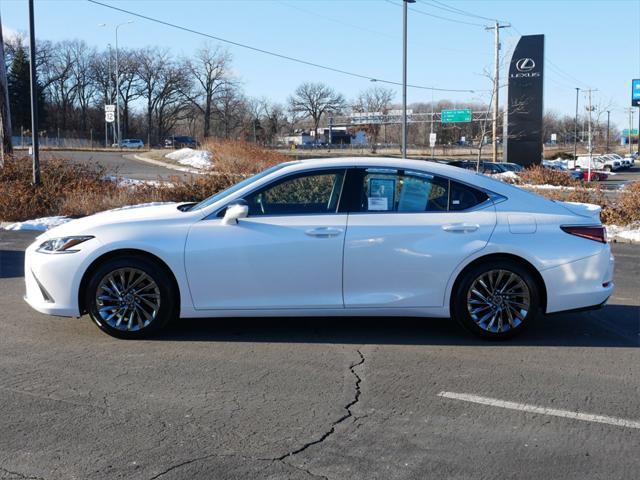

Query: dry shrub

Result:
[201,138,288,175]
[600,181,640,225]
[520,165,581,187]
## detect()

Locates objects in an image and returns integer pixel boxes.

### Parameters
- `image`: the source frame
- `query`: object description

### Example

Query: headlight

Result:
[36,236,94,254]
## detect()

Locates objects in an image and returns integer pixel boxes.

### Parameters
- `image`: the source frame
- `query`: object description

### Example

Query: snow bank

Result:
[492,171,521,183]
[606,224,640,243]
[165,148,213,169]
[103,175,172,188]
[3,216,71,231]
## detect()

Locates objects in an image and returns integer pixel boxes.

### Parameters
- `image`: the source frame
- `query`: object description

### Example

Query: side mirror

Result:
[222,200,249,225]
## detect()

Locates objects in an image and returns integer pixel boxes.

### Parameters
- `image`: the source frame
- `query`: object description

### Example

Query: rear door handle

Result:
[305,227,343,238]
[442,223,479,233]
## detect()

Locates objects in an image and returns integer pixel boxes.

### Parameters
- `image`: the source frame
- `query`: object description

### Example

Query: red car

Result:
[582,170,608,181]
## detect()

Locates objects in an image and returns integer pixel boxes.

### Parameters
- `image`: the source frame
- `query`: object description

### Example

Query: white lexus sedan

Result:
[24,158,614,340]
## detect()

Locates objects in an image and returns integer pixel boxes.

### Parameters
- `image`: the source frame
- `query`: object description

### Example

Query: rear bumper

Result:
[542,247,615,314]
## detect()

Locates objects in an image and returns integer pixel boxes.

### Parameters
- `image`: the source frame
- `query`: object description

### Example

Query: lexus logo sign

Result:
[511,57,540,79]
[515,58,536,72]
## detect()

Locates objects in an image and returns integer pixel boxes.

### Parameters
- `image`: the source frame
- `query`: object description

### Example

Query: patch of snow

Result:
[492,171,520,182]
[165,148,213,169]
[103,175,172,188]
[606,224,640,243]
[2,216,71,231]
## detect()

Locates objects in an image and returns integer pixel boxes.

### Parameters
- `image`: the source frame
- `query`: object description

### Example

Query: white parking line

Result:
[438,391,640,430]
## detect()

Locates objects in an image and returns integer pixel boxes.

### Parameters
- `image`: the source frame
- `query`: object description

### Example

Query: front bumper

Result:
[542,247,615,314]
[23,239,98,317]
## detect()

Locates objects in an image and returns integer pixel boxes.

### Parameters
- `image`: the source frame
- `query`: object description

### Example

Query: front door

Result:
[185,169,348,310]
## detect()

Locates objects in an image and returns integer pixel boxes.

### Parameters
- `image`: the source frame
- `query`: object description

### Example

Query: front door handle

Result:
[442,223,480,233]
[305,227,343,238]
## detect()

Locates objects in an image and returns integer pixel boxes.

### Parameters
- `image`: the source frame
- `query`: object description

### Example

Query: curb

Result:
[129,154,203,175]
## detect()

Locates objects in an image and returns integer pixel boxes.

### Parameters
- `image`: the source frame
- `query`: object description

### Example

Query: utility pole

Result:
[573,88,580,160]
[28,0,40,184]
[584,89,597,182]
[485,21,510,162]
[606,110,610,152]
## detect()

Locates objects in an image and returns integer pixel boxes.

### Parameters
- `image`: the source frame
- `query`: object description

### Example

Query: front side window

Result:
[244,170,346,216]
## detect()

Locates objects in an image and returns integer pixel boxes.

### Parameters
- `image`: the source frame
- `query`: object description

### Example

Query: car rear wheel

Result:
[85,256,176,339]
[452,260,540,340]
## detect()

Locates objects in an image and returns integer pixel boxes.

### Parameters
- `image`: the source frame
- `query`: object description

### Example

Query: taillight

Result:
[561,225,607,243]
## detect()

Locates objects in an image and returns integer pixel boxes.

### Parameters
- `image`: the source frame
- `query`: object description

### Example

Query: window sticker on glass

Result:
[398,177,430,212]
[368,178,395,211]
[368,197,388,211]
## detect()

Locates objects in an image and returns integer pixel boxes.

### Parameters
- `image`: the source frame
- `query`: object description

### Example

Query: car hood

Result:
[40,202,196,239]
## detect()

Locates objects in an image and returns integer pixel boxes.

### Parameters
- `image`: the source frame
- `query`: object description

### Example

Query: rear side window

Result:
[449,181,488,211]
[358,169,449,213]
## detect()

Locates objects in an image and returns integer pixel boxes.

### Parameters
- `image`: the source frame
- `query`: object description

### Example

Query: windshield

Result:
[189,163,292,211]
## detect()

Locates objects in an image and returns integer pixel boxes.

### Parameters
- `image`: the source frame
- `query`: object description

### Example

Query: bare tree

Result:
[352,86,395,152]
[115,49,141,137]
[69,40,97,131]
[182,43,231,139]
[261,99,287,144]
[288,82,346,143]
[212,83,248,139]
[137,47,174,144]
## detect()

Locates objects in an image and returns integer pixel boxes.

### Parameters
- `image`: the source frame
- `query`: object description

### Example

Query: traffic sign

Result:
[104,104,116,113]
[441,109,472,123]
[632,79,640,107]
[105,111,115,123]
[622,128,638,136]
[429,133,437,147]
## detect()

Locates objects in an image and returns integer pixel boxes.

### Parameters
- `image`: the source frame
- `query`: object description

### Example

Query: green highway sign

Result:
[622,128,639,136]
[441,109,472,123]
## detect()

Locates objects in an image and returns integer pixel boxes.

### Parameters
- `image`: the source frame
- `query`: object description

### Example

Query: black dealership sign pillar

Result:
[503,34,545,167]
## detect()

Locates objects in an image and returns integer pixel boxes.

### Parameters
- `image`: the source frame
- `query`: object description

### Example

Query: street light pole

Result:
[402,0,415,159]
[114,22,132,147]
[573,87,580,160]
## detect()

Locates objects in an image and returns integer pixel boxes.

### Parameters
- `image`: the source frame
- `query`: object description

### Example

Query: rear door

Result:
[343,168,496,308]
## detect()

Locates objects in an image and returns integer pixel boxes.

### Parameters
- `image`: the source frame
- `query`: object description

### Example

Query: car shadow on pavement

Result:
[0,250,25,279]
[156,304,639,348]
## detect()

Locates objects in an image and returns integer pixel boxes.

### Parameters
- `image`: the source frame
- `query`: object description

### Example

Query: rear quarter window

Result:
[449,181,489,211]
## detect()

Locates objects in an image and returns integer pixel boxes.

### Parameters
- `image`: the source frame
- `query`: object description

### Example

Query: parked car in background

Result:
[165,135,198,149]
[447,160,509,175]
[604,153,632,168]
[542,160,583,180]
[23,157,614,341]
[581,170,608,181]
[119,139,144,149]
[500,162,524,173]
[575,155,620,172]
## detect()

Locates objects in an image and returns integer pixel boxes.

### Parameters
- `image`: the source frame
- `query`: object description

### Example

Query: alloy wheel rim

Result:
[466,269,530,333]
[95,268,161,332]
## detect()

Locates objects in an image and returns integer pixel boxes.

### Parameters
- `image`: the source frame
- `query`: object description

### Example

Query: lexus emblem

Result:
[515,58,536,72]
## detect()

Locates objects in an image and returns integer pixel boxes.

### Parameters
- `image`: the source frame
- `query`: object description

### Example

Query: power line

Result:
[86,0,481,93]
[384,0,485,27]
[420,0,507,23]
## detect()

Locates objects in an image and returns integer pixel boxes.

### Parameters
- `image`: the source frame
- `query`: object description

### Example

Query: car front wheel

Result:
[452,261,540,340]
[85,256,177,339]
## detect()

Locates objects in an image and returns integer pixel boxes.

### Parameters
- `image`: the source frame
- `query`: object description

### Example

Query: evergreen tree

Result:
[7,39,45,132]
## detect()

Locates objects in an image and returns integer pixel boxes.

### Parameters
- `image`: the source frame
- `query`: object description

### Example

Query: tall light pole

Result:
[573,87,580,159]
[402,0,415,159]
[101,21,133,147]
[606,110,610,152]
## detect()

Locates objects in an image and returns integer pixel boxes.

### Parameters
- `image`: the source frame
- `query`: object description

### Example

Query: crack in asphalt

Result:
[0,467,45,480]
[146,349,367,480]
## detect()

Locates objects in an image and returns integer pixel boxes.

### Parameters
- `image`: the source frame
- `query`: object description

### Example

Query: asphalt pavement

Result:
[40,150,190,182]
[0,231,639,480]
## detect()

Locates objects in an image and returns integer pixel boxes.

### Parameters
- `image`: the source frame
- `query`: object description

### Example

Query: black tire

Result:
[84,255,177,339]
[604,165,612,172]
[451,260,541,340]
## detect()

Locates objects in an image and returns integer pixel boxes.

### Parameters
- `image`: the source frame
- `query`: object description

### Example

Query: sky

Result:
[2,0,640,131]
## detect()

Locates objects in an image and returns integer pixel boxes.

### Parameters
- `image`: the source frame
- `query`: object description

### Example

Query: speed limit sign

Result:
[105,111,115,123]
